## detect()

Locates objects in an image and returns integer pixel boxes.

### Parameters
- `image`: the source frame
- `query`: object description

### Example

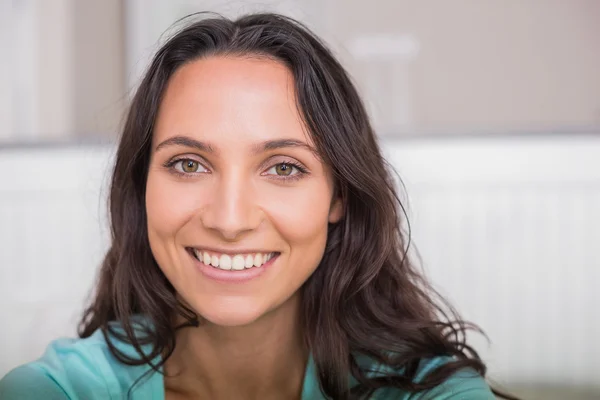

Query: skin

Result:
[145,55,343,399]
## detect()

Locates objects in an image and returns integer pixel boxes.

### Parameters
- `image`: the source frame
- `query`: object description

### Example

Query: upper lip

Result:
[186,246,279,255]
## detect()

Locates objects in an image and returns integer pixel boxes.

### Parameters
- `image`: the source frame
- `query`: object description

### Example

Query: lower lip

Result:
[189,251,278,283]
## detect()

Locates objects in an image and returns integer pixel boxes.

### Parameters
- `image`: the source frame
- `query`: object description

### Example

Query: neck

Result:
[164,293,307,399]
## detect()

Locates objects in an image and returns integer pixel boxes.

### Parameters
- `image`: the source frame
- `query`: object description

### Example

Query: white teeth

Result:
[219,254,232,270]
[193,250,276,271]
[232,255,245,270]
[195,250,207,265]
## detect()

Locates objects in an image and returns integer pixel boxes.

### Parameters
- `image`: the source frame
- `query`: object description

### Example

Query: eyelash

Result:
[163,158,208,177]
[263,160,308,182]
[163,158,308,182]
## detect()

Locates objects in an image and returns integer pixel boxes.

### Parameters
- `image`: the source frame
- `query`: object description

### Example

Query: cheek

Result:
[145,172,207,279]
[262,182,332,261]
[145,171,202,237]
[145,171,209,289]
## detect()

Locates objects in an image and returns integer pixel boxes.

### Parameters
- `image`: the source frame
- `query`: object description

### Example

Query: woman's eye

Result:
[173,159,206,174]
[267,163,298,177]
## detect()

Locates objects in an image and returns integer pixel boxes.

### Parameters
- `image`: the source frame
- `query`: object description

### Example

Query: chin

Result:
[193,297,269,327]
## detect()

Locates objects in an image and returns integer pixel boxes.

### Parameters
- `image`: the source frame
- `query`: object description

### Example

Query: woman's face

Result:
[146,56,342,327]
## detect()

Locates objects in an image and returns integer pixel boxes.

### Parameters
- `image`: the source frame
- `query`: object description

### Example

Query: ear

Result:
[328,196,344,223]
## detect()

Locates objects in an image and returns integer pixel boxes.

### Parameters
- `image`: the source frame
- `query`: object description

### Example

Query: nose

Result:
[200,172,262,240]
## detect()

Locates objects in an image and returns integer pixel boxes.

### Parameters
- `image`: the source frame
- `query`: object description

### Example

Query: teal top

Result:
[0,327,495,399]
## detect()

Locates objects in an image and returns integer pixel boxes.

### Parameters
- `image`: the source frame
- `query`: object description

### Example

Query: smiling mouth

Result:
[186,248,279,271]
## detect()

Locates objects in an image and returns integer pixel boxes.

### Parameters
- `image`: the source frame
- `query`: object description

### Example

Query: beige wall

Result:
[0,0,12,141]
[37,0,75,139]
[325,0,600,134]
[3,0,125,142]
[128,0,600,135]
[72,0,126,139]
[3,0,599,141]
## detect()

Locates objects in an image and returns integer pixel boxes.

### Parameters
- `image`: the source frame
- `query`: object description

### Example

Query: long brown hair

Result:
[80,12,515,399]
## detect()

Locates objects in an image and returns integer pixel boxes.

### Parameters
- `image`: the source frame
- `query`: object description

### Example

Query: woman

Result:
[0,13,516,400]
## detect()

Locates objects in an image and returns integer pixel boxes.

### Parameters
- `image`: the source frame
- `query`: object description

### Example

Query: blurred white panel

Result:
[0,146,113,376]
[383,134,600,388]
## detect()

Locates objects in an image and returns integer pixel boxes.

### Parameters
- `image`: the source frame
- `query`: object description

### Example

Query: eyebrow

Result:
[155,136,215,153]
[155,135,316,156]
[252,139,316,155]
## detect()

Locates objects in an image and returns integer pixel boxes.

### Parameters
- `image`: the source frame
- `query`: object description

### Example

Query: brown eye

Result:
[167,158,208,176]
[263,161,305,180]
[275,163,293,176]
[177,159,203,173]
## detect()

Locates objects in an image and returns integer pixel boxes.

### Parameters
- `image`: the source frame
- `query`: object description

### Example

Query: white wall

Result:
[0,135,598,391]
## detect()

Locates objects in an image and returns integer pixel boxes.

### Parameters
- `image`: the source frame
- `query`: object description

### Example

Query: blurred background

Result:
[0,1,599,398]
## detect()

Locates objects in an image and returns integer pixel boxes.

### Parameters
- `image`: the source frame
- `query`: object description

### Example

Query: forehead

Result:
[153,55,313,148]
